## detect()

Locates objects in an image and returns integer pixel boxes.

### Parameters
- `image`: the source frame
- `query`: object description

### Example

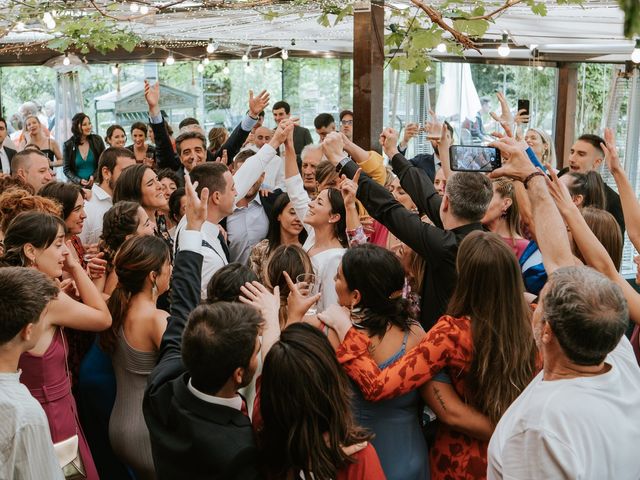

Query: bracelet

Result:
[523,171,545,189]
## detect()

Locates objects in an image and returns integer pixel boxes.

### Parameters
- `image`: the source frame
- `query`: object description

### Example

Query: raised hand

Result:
[86,251,107,280]
[239,281,280,328]
[544,164,575,213]
[489,136,537,182]
[322,131,345,165]
[490,92,515,128]
[271,118,296,148]
[283,271,321,324]
[184,173,208,231]
[144,80,161,116]
[379,127,400,159]
[400,122,420,148]
[214,149,228,164]
[340,169,361,207]
[248,89,270,118]
[317,304,353,342]
[602,127,623,174]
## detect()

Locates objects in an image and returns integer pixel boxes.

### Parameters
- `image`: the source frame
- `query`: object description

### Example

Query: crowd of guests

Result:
[1,80,640,480]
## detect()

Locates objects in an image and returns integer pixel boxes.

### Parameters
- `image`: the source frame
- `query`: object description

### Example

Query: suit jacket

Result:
[143,248,261,480]
[604,183,625,236]
[153,118,251,171]
[2,146,16,174]
[292,125,313,164]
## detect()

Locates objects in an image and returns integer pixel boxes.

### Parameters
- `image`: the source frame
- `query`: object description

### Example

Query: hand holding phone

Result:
[449,145,502,172]
[517,99,530,124]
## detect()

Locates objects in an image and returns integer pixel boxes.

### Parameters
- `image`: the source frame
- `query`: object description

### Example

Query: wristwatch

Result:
[335,156,351,174]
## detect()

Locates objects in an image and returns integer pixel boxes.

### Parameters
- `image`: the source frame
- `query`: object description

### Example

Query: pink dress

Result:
[19,328,99,480]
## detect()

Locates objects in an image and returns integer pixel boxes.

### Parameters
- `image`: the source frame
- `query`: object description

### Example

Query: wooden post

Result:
[353,0,384,152]
[554,63,578,168]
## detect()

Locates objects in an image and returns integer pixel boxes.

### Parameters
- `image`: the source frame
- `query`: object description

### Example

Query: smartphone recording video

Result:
[449,145,502,172]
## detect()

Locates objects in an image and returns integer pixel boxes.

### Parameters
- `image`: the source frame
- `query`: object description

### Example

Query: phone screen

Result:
[449,145,501,172]
[517,99,530,120]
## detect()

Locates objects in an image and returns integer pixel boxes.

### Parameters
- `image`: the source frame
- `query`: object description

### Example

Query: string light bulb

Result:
[129,2,139,13]
[436,42,446,53]
[265,58,271,69]
[632,39,640,64]
[166,52,175,65]
[111,64,119,75]
[63,53,70,66]
[281,49,288,60]
[197,62,204,73]
[244,62,252,73]
[241,53,248,62]
[223,62,230,75]
[497,34,510,57]
[140,4,149,14]
[203,57,210,65]
[206,39,216,54]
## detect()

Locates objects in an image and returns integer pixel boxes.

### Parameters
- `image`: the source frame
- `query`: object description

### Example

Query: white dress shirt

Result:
[0,372,64,480]
[0,146,10,174]
[79,184,113,245]
[187,379,243,411]
[227,195,269,265]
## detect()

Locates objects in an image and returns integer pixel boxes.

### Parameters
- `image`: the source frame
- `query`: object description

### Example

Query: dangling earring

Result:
[151,278,158,298]
[350,303,365,328]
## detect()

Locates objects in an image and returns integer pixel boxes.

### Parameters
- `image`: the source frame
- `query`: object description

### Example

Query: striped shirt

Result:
[0,371,63,480]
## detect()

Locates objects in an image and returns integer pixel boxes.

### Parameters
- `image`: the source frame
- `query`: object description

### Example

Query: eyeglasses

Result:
[341,120,353,126]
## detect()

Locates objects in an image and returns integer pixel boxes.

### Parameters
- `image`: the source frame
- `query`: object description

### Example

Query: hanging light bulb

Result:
[257,50,263,58]
[197,62,205,73]
[130,2,139,13]
[206,39,216,54]
[223,62,230,75]
[537,65,544,71]
[203,57,210,65]
[63,53,70,66]
[166,52,175,65]
[140,4,149,14]
[497,34,510,57]
[436,42,446,53]
[265,58,271,69]
[241,53,248,62]
[43,12,56,29]
[15,21,25,31]
[281,49,288,60]
[632,39,640,64]
[111,64,119,75]
[245,62,252,72]
[529,44,538,51]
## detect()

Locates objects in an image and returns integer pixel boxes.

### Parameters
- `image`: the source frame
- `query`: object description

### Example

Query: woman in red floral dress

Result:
[321,231,539,480]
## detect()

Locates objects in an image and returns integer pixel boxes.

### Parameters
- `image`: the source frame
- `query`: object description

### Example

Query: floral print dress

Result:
[337,315,488,480]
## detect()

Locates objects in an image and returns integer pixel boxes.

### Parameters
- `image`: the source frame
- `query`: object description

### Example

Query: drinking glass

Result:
[296,273,318,316]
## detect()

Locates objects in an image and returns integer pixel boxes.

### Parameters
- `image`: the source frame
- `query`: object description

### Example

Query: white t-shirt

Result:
[488,336,640,480]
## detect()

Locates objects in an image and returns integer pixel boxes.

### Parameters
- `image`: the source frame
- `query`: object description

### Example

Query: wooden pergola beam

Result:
[353,0,384,153]
[554,63,578,168]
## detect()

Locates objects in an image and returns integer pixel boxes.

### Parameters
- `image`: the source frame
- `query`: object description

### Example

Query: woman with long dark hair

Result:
[321,231,538,479]
[259,323,385,480]
[105,124,127,148]
[249,192,305,282]
[63,113,105,186]
[113,164,173,250]
[127,122,156,167]
[102,235,171,479]
[2,211,111,480]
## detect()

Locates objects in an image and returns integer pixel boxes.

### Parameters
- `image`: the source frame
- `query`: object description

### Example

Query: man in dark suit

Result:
[144,177,263,479]
[272,100,313,164]
[0,117,16,175]
[145,80,269,174]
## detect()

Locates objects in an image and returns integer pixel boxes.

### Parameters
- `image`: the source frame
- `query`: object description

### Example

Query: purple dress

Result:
[19,327,99,480]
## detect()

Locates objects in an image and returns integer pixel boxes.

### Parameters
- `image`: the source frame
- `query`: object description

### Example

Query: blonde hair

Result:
[527,128,557,168]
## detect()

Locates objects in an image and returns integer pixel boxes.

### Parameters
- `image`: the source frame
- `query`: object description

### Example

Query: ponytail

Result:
[101,285,130,353]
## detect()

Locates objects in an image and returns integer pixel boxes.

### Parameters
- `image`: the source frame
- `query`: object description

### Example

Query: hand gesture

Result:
[514,109,530,126]
[317,304,353,342]
[239,281,281,328]
[488,136,537,182]
[57,277,79,298]
[544,164,575,213]
[322,132,345,165]
[272,119,295,147]
[80,176,93,188]
[490,92,515,129]
[401,123,420,147]
[248,89,270,117]
[340,169,361,208]
[602,128,623,175]
[62,241,81,274]
[283,271,321,324]
[86,251,107,280]
[144,80,160,110]
[214,149,228,164]
[184,173,208,231]
[379,127,399,159]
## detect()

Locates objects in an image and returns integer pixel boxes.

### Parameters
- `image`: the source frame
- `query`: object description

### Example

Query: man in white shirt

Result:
[488,266,640,480]
[0,268,63,480]
[174,119,295,298]
[79,147,136,245]
[10,150,53,193]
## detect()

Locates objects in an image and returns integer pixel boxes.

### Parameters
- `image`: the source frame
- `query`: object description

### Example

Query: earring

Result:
[350,303,365,328]
[151,278,158,298]
[501,210,508,218]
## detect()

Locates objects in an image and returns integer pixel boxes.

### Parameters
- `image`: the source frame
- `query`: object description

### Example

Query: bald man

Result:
[248,126,284,190]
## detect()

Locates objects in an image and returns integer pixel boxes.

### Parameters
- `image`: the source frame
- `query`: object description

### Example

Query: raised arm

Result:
[546,169,640,326]
[381,128,443,228]
[342,134,386,185]
[283,122,311,234]
[490,138,573,273]
[145,80,180,171]
[603,128,640,249]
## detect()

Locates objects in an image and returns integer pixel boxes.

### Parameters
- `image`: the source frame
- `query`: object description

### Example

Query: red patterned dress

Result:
[337,315,487,480]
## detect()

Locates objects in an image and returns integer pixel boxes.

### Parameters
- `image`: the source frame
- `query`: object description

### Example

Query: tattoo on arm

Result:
[433,385,446,411]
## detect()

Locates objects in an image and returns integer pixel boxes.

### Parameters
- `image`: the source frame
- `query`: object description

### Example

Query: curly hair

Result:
[99,201,142,265]
[0,189,62,233]
[0,176,34,196]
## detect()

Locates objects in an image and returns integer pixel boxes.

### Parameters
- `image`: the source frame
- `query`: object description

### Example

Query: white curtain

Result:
[435,63,481,122]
